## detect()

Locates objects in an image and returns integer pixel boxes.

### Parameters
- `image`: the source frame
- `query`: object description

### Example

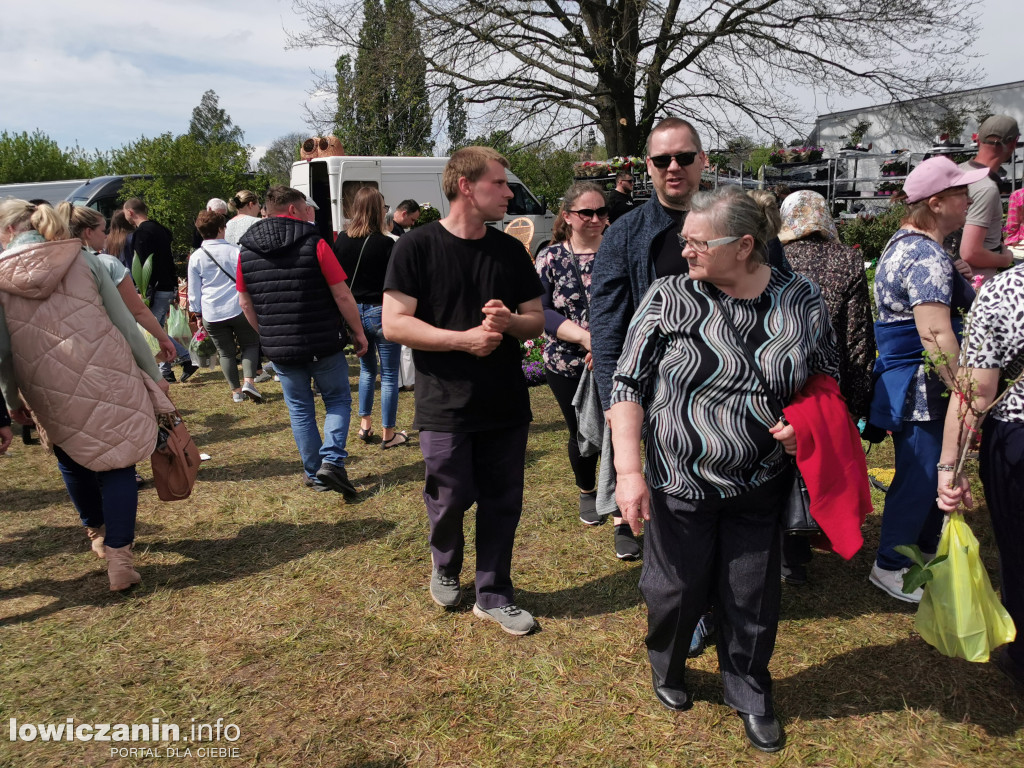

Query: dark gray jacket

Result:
[590,201,676,411]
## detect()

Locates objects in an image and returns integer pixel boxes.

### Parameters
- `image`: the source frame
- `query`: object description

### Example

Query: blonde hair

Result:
[0,198,71,242]
[57,201,105,242]
[345,187,388,238]
[229,190,259,214]
[442,146,509,201]
[746,190,781,241]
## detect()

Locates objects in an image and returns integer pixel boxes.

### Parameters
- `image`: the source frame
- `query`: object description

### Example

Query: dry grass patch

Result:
[1,365,1022,767]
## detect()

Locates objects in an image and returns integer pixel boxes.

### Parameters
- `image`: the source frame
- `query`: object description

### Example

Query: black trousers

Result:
[642,475,787,716]
[979,418,1024,669]
[420,425,530,610]
[545,369,599,491]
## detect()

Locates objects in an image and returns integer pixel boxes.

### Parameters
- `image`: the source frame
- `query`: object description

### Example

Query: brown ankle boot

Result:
[85,526,106,559]
[105,545,141,591]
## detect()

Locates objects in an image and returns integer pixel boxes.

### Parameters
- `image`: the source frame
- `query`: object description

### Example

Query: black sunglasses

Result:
[568,207,609,220]
[648,152,699,169]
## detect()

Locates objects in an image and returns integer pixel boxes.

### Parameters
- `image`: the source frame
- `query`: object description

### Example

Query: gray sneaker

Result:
[429,569,462,607]
[472,603,536,635]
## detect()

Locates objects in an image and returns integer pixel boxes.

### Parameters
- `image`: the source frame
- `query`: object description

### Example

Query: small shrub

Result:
[838,203,906,262]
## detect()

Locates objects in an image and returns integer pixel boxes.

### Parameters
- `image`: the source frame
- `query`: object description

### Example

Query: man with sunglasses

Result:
[606,171,636,223]
[590,117,716,660]
[958,114,1019,279]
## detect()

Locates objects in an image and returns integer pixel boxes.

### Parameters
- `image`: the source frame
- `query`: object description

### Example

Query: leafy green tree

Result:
[468,131,575,209]
[108,133,261,256]
[0,130,102,183]
[257,132,306,186]
[188,90,245,146]
[446,84,468,154]
[333,0,434,155]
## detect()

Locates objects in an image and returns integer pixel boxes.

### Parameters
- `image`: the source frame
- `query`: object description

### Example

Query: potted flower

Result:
[842,121,872,152]
[881,159,909,177]
[876,180,903,197]
[768,148,788,166]
[807,147,824,162]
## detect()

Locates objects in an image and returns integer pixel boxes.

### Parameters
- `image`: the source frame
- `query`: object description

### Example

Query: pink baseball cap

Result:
[903,156,989,203]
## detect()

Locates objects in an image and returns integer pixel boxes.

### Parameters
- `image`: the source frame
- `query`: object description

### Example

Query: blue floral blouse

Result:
[874,229,974,421]
[535,243,594,376]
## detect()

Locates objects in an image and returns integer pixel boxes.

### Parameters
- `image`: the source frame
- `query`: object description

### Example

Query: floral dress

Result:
[535,243,594,377]
[874,229,974,421]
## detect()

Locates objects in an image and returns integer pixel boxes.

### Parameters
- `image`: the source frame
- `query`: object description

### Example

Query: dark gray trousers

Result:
[642,474,787,716]
[420,424,530,610]
[202,313,260,390]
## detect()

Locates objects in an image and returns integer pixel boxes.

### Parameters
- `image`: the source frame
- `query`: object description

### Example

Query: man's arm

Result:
[328,281,368,357]
[238,291,259,334]
[960,224,1012,270]
[480,297,544,341]
[383,290,502,355]
[590,230,635,411]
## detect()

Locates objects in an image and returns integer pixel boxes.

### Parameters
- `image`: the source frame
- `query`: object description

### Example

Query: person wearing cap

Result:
[304,195,319,223]
[958,115,1020,279]
[867,156,989,603]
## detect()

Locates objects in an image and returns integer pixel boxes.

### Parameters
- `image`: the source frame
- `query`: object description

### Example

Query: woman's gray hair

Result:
[689,186,770,265]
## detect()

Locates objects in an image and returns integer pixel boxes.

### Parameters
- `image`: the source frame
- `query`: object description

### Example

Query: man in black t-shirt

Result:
[383,147,544,635]
[605,171,636,223]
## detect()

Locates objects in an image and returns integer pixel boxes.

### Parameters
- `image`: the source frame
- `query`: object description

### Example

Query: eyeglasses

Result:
[648,152,699,169]
[677,234,739,253]
[568,207,609,220]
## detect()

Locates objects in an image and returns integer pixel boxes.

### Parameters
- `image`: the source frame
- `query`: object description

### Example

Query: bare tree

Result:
[290,1,977,156]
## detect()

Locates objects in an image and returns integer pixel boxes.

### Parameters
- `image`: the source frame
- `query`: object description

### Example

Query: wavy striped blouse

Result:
[610,268,840,499]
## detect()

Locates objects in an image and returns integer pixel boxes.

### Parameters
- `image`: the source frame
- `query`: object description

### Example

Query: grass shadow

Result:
[0,517,395,626]
[776,637,1024,737]
[518,565,644,618]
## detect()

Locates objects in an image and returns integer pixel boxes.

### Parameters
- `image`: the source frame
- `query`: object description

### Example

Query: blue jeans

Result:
[274,350,352,481]
[357,303,401,429]
[54,445,138,549]
[876,419,945,570]
[151,289,190,374]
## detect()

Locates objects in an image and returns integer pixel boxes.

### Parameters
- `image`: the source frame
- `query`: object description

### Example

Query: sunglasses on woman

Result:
[648,152,699,169]
[569,207,610,220]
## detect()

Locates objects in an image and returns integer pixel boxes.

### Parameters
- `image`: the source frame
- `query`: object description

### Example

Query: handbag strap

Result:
[712,293,787,422]
[201,246,236,283]
[347,236,372,293]
[563,241,590,320]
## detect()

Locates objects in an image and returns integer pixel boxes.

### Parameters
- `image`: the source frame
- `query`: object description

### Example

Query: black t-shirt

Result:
[384,221,545,432]
[652,205,687,278]
[606,189,635,223]
[333,231,394,304]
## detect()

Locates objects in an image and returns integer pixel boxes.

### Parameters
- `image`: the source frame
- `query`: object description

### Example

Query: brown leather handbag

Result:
[151,411,201,501]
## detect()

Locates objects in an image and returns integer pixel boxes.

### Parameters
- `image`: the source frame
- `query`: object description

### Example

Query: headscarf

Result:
[779,190,839,244]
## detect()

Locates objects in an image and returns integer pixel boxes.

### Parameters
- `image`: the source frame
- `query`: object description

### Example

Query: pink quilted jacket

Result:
[0,238,163,471]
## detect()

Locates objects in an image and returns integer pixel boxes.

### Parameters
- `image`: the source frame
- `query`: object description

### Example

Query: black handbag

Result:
[713,294,822,536]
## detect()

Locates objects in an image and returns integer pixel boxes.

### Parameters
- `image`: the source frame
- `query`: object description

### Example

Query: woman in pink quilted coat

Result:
[0,199,172,591]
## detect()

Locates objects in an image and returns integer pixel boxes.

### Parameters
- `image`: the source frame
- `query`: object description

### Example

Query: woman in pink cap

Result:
[866,156,988,603]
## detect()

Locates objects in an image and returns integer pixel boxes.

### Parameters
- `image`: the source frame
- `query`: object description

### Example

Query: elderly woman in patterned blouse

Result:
[609,186,839,753]
[937,264,1024,690]
[867,157,987,604]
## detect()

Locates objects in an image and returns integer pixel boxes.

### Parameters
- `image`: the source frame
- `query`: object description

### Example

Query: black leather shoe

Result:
[738,711,784,753]
[651,669,692,711]
[315,462,358,499]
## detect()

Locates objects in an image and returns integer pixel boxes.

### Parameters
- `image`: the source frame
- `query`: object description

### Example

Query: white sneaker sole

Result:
[472,603,535,636]
[868,571,922,603]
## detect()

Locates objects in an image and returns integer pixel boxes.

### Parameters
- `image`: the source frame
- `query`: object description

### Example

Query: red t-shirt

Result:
[235,215,346,292]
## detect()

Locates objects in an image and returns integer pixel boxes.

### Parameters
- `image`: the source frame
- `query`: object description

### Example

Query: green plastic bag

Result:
[167,305,192,347]
[915,512,1016,662]
[137,323,161,358]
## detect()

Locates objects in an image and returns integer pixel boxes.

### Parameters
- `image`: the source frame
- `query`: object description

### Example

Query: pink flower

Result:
[524,339,534,349]
[972,274,985,290]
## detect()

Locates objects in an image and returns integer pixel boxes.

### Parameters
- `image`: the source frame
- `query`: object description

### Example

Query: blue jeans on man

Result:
[273,350,352,482]
[151,289,190,375]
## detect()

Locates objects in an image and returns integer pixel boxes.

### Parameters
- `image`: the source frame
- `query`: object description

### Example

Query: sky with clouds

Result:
[1,0,1017,160]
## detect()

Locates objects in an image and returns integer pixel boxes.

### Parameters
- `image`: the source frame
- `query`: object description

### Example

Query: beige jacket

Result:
[0,235,172,471]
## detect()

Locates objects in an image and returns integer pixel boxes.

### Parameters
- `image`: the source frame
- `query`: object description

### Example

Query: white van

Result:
[289,156,555,254]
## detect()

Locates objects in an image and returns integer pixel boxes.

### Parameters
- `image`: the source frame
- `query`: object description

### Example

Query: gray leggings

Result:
[202,313,260,390]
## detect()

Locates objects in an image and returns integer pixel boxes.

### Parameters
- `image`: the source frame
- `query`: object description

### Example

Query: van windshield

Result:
[507,182,545,215]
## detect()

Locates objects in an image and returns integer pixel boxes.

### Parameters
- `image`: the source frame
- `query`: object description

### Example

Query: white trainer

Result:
[869,563,923,603]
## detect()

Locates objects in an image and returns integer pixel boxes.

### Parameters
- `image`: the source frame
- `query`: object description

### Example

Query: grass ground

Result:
[1,364,1022,767]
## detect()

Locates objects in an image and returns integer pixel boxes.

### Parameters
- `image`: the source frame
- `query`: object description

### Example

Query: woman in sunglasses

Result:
[608,186,839,752]
[534,181,640,560]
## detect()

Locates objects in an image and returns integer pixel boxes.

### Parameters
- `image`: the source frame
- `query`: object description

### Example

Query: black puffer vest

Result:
[238,217,347,364]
